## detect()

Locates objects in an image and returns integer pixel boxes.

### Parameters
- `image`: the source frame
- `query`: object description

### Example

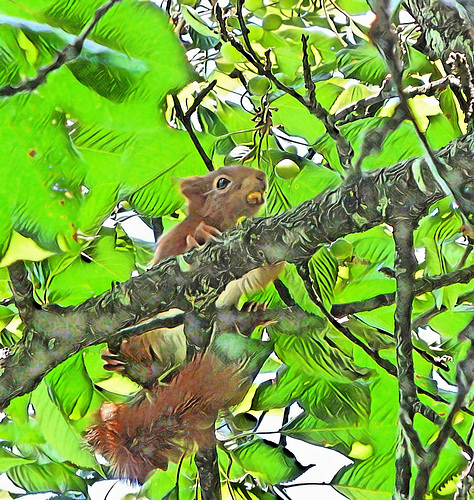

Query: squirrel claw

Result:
[185,222,221,252]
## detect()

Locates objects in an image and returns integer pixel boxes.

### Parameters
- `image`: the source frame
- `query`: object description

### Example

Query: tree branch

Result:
[330,75,460,126]
[172,95,214,171]
[331,265,474,317]
[8,262,36,323]
[195,446,222,500]
[414,321,474,498]
[216,6,354,171]
[393,218,424,498]
[0,135,472,408]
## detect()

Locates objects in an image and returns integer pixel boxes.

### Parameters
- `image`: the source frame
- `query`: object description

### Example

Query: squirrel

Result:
[87,165,281,482]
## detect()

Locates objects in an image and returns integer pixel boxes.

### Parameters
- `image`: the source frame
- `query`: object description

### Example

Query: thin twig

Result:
[215,6,354,171]
[330,75,459,125]
[186,80,218,118]
[414,321,474,498]
[301,35,353,171]
[0,0,122,97]
[370,4,473,219]
[172,95,214,171]
[297,263,397,377]
[331,265,474,317]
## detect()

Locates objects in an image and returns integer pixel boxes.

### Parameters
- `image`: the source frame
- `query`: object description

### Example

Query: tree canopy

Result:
[0,0,472,499]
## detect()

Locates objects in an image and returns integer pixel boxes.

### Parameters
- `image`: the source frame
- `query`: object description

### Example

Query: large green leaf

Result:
[8,462,87,494]
[45,353,94,420]
[0,0,199,258]
[232,439,305,485]
[41,225,136,305]
[0,448,35,473]
[31,381,99,471]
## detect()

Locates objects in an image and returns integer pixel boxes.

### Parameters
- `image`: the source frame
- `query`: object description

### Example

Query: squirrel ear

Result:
[180,176,207,199]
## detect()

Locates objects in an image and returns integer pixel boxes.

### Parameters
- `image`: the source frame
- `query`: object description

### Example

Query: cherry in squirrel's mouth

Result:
[246,191,265,205]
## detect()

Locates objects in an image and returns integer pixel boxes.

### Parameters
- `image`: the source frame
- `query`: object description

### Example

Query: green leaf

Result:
[141,460,197,500]
[347,225,395,267]
[45,353,94,420]
[8,462,87,494]
[31,381,99,471]
[0,306,15,330]
[181,5,219,41]
[335,0,370,14]
[232,439,304,484]
[0,448,35,472]
[43,225,136,305]
[336,43,387,85]
[309,247,338,309]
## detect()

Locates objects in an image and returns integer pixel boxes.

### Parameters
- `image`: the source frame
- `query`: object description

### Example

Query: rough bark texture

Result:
[0,135,472,408]
[406,0,474,68]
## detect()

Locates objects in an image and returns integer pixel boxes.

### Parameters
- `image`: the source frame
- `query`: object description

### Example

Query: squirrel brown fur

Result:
[152,164,267,264]
[101,165,270,386]
[88,166,274,482]
[86,353,248,483]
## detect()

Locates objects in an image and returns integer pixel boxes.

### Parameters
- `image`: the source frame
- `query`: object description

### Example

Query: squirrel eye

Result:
[216,177,231,190]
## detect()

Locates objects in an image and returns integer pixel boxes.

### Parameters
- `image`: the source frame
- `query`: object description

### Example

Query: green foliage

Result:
[0,0,471,498]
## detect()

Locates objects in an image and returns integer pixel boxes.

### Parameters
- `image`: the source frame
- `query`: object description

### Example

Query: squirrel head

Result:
[180,165,267,231]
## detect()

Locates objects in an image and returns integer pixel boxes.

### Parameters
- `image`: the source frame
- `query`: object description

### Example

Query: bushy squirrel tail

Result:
[86,354,247,483]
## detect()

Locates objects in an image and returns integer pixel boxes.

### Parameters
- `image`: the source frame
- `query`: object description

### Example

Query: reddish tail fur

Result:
[86,354,247,483]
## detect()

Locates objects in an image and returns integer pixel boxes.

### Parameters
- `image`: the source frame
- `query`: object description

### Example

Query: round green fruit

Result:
[274,72,292,85]
[216,60,236,73]
[248,75,271,95]
[233,413,258,431]
[285,145,298,155]
[247,24,264,42]
[220,42,244,63]
[280,0,299,7]
[275,159,300,179]
[245,0,264,11]
[330,239,353,259]
[262,13,282,30]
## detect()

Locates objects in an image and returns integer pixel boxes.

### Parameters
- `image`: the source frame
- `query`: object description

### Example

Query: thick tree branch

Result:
[0,135,472,408]
[195,446,222,500]
[8,262,36,323]
[393,219,424,498]
[404,0,474,70]
[0,0,122,98]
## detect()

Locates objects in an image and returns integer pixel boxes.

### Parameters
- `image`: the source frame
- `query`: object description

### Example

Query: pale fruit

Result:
[216,60,236,73]
[233,413,258,431]
[275,159,300,179]
[220,42,244,63]
[330,239,353,259]
[247,24,264,41]
[274,72,292,85]
[262,13,282,30]
[248,75,271,95]
[245,0,263,11]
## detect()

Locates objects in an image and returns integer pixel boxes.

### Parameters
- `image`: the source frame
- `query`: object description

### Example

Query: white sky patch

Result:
[417,326,441,346]
[433,370,458,393]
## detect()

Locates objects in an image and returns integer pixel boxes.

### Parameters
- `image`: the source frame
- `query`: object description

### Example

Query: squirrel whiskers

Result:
[86,354,247,483]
